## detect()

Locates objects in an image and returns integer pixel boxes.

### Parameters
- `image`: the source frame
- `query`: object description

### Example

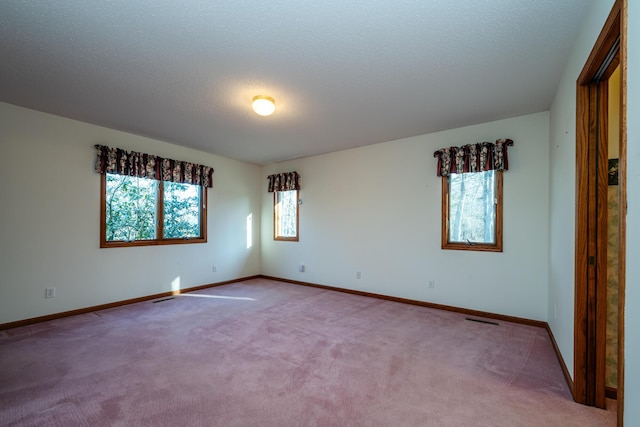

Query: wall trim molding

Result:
[545,323,575,398]
[260,275,546,328]
[0,275,261,331]
[2,274,551,331]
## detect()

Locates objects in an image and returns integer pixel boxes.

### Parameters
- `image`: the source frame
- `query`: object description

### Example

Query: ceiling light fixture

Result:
[252,95,275,116]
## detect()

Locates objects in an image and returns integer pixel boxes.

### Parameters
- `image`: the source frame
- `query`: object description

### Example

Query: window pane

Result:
[275,190,297,239]
[105,174,157,241]
[448,170,496,244]
[163,181,201,239]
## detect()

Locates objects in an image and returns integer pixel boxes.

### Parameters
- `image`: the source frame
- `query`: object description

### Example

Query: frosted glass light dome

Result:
[252,95,275,116]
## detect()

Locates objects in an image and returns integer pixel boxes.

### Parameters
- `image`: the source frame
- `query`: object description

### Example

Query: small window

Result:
[442,170,502,251]
[274,190,298,241]
[101,173,206,247]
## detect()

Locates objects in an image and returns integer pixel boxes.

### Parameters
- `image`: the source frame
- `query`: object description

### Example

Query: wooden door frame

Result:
[574,0,626,421]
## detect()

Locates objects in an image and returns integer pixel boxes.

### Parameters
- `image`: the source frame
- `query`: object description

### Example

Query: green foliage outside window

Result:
[105,173,201,242]
[163,181,201,239]
[106,175,157,241]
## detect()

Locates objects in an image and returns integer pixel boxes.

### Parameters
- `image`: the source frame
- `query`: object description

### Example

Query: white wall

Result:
[0,102,262,324]
[624,0,640,423]
[261,112,550,321]
[547,0,615,380]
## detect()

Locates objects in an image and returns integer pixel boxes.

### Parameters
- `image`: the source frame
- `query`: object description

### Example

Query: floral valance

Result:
[94,145,214,187]
[433,139,514,177]
[267,171,300,192]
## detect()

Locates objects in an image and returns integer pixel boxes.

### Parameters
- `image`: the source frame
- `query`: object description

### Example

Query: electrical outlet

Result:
[428,280,435,289]
[356,272,361,279]
[554,304,557,319]
[212,265,217,273]
[45,287,56,298]
[299,264,305,273]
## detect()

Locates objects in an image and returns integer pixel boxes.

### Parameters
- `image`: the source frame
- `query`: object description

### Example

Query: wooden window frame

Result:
[100,173,207,248]
[441,170,503,252]
[273,189,299,242]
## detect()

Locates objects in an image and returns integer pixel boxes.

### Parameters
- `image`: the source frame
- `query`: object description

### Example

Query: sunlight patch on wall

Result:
[247,213,253,249]
[171,276,181,295]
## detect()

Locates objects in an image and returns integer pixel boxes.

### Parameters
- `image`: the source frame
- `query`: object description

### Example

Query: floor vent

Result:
[152,297,175,304]
[465,317,499,326]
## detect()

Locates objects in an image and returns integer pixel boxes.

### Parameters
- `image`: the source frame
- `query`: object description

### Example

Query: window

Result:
[274,190,298,241]
[434,139,512,252]
[267,171,300,241]
[442,169,502,251]
[100,173,206,247]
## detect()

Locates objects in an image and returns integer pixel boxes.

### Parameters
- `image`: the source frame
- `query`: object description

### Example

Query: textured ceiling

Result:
[0,0,592,165]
